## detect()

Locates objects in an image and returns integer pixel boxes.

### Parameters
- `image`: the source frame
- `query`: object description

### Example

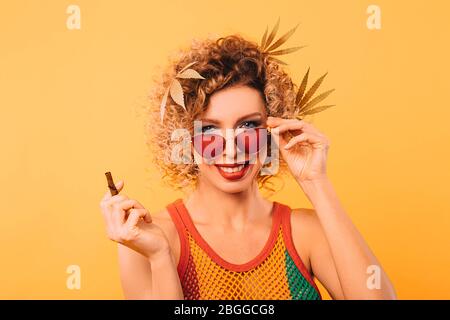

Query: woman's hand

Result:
[267,116,330,182]
[99,180,171,261]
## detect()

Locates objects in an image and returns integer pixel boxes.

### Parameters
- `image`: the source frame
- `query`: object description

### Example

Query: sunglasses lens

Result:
[192,133,224,160]
[192,128,269,160]
[236,128,268,154]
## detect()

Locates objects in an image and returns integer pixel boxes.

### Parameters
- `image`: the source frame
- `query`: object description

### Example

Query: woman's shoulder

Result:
[276,201,318,230]
[151,199,185,234]
[288,206,323,240]
[289,207,318,227]
[151,207,179,239]
[283,206,323,271]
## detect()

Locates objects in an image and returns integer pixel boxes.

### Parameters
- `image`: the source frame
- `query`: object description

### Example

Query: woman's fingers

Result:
[272,121,308,135]
[267,116,324,137]
[100,200,151,241]
[284,132,329,150]
[267,117,305,130]
[266,116,286,127]
[113,198,151,227]
[99,202,115,239]
[113,209,152,244]
[101,180,125,202]
[125,208,152,230]
[110,198,143,224]
[100,192,127,236]
[114,180,125,192]
[123,201,152,223]
[117,199,145,211]
[99,179,153,245]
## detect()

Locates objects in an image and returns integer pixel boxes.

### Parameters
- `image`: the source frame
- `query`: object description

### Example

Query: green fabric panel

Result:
[285,250,320,300]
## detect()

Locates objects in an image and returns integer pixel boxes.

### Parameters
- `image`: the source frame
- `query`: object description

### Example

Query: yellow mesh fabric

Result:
[181,226,317,300]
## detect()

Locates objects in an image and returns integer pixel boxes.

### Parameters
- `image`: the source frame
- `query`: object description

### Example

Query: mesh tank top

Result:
[166,198,322,300]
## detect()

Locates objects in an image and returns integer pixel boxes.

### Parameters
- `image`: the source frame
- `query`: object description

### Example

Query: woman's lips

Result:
[214,161,252,181]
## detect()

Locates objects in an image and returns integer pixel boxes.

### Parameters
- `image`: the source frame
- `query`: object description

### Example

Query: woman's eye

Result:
[201,125,216,133]
[239,120,260,129]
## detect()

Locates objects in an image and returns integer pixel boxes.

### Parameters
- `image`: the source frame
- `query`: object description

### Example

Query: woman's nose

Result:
[222,128,237,161]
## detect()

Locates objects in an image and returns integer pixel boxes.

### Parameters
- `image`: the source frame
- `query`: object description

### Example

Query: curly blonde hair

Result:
[145,34,299,195]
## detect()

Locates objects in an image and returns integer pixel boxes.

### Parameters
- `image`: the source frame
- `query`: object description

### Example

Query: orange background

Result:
[0,0,449,299]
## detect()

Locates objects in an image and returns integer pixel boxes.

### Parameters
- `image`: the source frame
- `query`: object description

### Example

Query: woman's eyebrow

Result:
[235,112,262,123]
[200,112,263,125]
[200,118,221,124]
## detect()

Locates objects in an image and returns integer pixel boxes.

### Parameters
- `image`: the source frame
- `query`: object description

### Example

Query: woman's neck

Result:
[185,179,273,230]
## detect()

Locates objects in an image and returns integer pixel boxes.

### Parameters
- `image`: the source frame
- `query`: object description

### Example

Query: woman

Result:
[99,34,396,300]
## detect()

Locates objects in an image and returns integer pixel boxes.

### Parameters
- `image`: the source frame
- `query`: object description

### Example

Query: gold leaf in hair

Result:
[169,79,185,110]
[263,17,280,51]
[296,67,310,104]
[257,21,335,118]
[299,89,335,114]
[268,46,305,56]
[160,87,170,122]
[268,56,288,65]
[179,61,198,74]
[299,105,335,117]
[259,18,304,65]
[265,23,300,52]
[176,68,205,79]
[160,61,205,123]
[261,26,269,50]
[294,69,335,119]
[298,72,329,108]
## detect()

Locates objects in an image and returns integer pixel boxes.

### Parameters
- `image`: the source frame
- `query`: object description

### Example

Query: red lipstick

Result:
[214,161,252,181]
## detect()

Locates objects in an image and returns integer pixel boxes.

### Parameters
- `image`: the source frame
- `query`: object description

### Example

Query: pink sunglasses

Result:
[191,127,271,160]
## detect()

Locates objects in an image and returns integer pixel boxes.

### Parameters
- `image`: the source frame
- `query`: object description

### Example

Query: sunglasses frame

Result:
[191,127,272,161]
